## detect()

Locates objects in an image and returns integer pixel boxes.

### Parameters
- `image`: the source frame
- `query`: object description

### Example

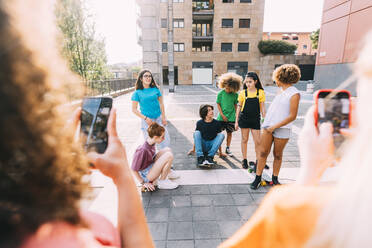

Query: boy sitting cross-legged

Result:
[194,104,225,167]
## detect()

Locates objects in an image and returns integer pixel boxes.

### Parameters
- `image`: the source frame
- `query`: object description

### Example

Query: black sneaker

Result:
[253,160,270,170]
[197,156,205,166]
[250,175,262,190]
[242,159,248,169]
[272,175,281,185]
[205,156,215,165]
[225,147,232,156]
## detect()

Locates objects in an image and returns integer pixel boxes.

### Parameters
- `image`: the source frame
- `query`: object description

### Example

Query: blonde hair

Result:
[272,64,301,84]
[306,31,372,248]
[218,72,242,92]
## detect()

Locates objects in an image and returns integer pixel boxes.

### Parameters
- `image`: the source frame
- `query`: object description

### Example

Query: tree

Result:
[55,0,112,81]
[310,29,320,49]
[258,40,297,55]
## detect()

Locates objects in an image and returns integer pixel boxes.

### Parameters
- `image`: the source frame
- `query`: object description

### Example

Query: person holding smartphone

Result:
[131,70,170,149]
[251,64,301,189]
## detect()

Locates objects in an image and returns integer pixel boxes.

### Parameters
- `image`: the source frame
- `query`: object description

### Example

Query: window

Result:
[173,0,184,2]
[303,44,308,49]
[222,19,233,28]
[161,18,167,28]
[239,19,250,28]
[282,36,289,40]
[173,19,184,28]
[162,43,168,52]
[227,62,248,78]
[221,43,232,52]
[223,0,234,2]
[292,36,298,40]
[174,43,185,52]
[238,43,249,52]
[240,0,252,2]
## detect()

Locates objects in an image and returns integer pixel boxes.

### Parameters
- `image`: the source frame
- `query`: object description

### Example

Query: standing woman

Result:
[132,70,170,149]
[235,72,266,169]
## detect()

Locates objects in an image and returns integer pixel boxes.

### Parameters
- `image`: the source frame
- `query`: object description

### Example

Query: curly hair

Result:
[147,123,165,138]
[272,64,301,85]
[218,72,242,92]
[0,1,89,247]
[135,69,158,90]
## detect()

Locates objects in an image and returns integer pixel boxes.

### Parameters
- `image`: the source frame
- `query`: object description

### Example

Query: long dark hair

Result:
[135,69,158,90]
[243,72,264,90]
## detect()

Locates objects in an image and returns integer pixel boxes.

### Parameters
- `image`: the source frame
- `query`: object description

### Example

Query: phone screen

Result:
[317,91,350,148]
[81,97,112,153]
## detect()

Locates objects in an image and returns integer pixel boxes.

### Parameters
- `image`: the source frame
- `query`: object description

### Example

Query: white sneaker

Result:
[157,179,179,189]
[168,169,180,179]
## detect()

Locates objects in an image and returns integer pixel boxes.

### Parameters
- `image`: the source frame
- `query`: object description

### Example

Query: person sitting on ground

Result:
[0,1,153,247]
[194,104,225,167]
[216,72,241,157]
[220,31,372,248]
[131,123,179,190]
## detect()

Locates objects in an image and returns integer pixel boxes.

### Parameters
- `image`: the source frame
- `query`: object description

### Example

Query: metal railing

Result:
[85,78,136,96]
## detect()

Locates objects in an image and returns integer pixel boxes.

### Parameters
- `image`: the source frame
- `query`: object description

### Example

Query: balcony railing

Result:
[192,32,213,40]
[85,79,136,97]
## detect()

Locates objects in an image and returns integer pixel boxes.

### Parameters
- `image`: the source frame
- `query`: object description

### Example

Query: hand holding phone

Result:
[315,89,351,149]
[80,97,113,154]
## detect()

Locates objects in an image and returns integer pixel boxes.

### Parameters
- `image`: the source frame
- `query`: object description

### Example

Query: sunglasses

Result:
[143,74,152,78]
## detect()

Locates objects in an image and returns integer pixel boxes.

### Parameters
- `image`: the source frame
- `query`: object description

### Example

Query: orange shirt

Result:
[219,185,334,248]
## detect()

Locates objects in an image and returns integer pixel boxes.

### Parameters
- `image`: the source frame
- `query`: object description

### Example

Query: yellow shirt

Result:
[238,89,266,112]
[219,185,334,248]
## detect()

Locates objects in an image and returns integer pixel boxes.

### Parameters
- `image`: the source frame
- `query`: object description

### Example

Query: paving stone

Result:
[191,195,213,206]
[167,222,194,240]
[214,206,241,221]
[171,185,191,195]
[213,194,235,206]
[237,205,257,220]
[149,196,171,208]
[166,240,194,248]
[192,206,216,221]
[228,184,251,194]
[148,222,168,241]
[188,185,211,194]
[171,195,191,207]
[231,194,254,205]
[154,241,166,248]
[146,208,169,222]
[193,221,221,239]
[209,184,230,194]
[217,221,244,239]
[251,193,267,205]
[195,239,222,248]
[169,207,193,221]
[141,195,151,208]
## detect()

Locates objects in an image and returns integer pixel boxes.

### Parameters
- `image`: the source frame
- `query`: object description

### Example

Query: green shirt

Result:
[216,90,238,122]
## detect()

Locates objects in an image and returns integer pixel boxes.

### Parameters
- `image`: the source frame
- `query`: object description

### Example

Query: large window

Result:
[173,19,184,28]
[222,19,233,28]
[238,43,249,52]
[223,0,234,2]
[227,62,248,78]
[161,18,167,28]
[174,43,185,52]
[239,19,250,28]
[192,22,212,36]
[240,0,251,2]
[221,43,232,52]
[162,43,168,52]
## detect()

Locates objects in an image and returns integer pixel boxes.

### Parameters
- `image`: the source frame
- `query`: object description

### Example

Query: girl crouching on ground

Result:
[251,64,301,189]
[132,123,179,190]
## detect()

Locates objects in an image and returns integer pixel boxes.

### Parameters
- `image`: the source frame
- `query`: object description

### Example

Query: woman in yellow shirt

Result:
[221,31,372,248]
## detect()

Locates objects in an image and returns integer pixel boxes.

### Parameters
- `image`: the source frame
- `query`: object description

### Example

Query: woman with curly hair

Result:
[250,64,301,189]
[0,1,153,247]
[216,72,241,157]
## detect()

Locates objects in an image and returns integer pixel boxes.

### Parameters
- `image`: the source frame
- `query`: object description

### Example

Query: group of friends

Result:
[5,1,372,247]
[130,64,301,190]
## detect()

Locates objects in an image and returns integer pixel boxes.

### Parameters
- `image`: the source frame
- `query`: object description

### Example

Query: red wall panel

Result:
[323,0,350,11]
[322,1,351,23]
[351,0,372,12]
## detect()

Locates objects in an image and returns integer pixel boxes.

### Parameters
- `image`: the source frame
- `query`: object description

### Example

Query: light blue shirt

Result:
[131,87,162,119]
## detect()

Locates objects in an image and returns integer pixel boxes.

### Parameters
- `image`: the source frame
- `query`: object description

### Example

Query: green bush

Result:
[258,40,297,55]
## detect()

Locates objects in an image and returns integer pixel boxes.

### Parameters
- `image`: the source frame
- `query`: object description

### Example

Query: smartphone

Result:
[80,97,113,154]
[314,89,351,148]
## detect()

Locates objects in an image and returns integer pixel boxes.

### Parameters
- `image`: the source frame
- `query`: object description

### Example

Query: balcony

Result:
[192,32,213,42]
[192,1,214,20]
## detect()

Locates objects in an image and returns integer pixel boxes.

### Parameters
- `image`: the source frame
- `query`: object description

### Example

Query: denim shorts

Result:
[139,163,154,183]
[263,126,291,139]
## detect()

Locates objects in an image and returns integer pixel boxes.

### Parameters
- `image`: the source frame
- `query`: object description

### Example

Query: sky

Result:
[88,0,324,65]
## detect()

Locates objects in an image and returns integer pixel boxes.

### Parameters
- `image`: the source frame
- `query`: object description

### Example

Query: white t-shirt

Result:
[263,86,300,129]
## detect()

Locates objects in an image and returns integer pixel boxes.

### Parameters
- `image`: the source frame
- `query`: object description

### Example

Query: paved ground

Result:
[85,85,331,248]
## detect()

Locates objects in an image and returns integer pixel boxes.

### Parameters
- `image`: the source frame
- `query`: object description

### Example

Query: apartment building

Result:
[315,0,372,92]
[139,0,265,85]
[262,32,316,55]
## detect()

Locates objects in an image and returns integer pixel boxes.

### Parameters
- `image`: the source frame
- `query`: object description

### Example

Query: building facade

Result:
[138,0,265,85]
[315,0,372,92]
[262,32,317,55]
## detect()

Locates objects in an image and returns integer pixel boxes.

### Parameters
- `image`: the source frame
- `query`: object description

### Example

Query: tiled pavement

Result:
[86,85,328,248]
